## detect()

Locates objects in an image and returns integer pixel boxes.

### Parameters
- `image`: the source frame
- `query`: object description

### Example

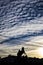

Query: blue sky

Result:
[0,0,43,58]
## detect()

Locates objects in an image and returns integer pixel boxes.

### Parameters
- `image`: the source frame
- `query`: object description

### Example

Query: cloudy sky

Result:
[0,0,43,58]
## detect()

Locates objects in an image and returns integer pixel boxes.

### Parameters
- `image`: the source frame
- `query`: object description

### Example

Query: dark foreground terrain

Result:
[0,55,43,65]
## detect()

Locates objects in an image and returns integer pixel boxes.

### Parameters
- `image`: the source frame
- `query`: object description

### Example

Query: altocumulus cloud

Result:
[0,0,43,57]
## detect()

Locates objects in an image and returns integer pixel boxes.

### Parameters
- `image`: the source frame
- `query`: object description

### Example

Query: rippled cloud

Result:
[0,0,43,57]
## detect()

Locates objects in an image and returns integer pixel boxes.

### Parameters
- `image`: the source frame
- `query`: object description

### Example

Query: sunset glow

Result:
[37,48,43,58]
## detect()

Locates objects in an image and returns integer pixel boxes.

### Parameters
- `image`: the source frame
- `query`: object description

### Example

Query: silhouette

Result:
[17,47,27,57]
[0,55,43,64]
[0,47,43,64]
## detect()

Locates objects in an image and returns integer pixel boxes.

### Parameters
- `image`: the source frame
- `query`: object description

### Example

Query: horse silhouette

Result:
[17,47,27,57]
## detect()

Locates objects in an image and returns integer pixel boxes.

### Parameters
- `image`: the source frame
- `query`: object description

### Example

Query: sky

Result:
[0,0,43,58]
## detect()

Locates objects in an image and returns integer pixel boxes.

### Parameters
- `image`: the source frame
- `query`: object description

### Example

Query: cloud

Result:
[0,0,43,57]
